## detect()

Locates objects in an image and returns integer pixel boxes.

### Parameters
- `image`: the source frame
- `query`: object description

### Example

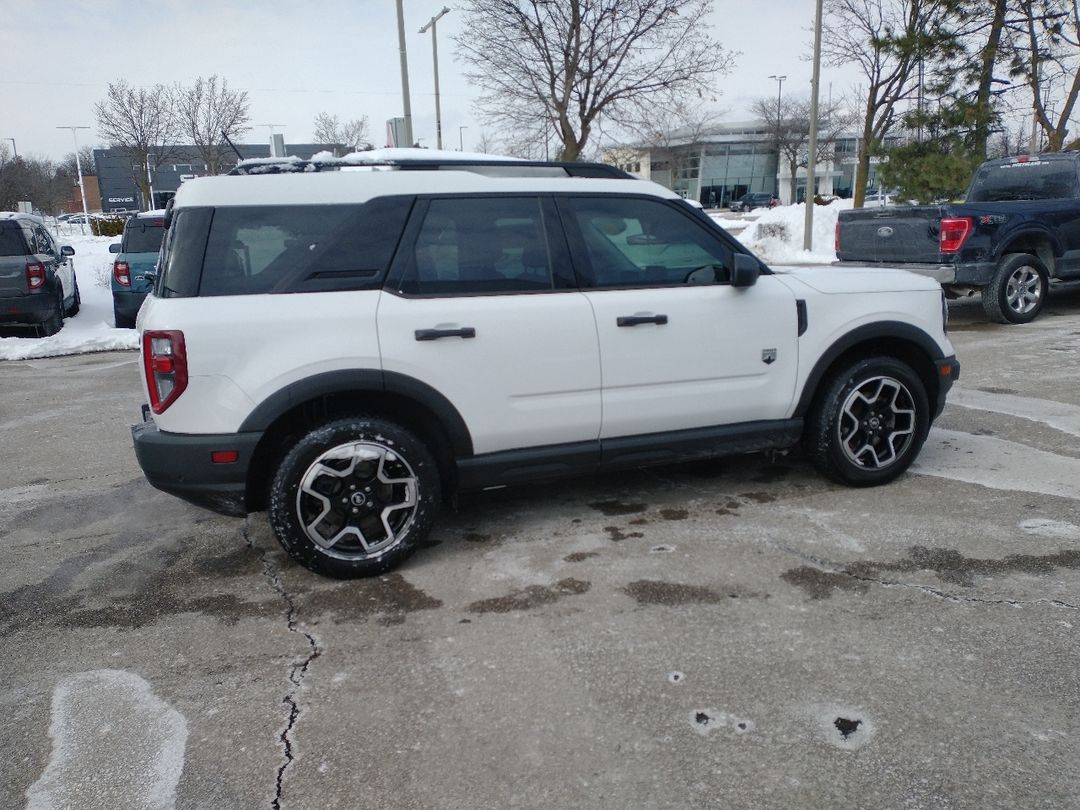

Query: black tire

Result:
[981,253,1048,324]
[65,275,81,317]
[39,286,64,337]
[805,356,930,487]
[268,417,442,578]
[114,310,136,329]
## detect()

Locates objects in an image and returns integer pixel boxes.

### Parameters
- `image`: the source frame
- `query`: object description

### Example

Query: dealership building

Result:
[93,142,334,213]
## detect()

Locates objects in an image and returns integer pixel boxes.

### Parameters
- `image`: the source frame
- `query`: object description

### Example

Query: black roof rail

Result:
[227,156,634,179]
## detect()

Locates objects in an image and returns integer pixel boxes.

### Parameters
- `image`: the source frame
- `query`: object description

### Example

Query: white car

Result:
[132,151,959,578]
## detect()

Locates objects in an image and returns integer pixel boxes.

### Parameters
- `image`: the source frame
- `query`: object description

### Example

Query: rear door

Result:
[557,195,799,440]
[377,196,602,455]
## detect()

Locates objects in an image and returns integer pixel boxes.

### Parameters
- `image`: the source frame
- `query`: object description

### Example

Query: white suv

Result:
[132,152,959,578]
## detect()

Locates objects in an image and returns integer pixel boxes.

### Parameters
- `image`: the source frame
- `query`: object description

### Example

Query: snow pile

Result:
[0,233,138,361]
[711,198,853,265]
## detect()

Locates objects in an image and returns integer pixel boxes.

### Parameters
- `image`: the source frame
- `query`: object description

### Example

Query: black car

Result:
[729,192,779,212]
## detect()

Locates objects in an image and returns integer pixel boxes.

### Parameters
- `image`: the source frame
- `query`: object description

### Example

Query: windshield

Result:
[967,159,1078,202]
[122,221,165,253]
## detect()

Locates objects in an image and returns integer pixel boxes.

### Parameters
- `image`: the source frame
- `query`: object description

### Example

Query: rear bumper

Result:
[0,290,53,324]
[833,261,996,286]
[132,419,262,517]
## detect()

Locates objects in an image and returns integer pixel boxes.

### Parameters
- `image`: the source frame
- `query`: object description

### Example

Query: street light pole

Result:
[458,125,468,152]
[395,0,415,147]
[803,0,824,251]
[57,126,91,231]
[4,137,16,158]
[768,74,786,197]
[420,7,451,151]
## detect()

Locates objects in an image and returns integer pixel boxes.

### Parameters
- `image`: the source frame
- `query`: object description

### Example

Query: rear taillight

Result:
[113,260,131,287]
[939,217,973,253]
[834,222,841,253]
[142,330,188,414]
[26,261,46,289]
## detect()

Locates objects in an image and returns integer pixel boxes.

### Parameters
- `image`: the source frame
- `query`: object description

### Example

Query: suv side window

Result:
[398,197,554,295]
[34,226,57,257]
[561,197,731,288]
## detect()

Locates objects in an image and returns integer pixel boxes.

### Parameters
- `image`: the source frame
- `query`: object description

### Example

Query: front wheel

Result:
[981,253,1048,324]
[268,417,442,578]
[805,356,930,487]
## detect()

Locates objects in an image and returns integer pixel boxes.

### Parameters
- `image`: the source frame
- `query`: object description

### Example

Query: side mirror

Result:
[731,253,761,288]
[109,243,121,253]
[61,245,75,257]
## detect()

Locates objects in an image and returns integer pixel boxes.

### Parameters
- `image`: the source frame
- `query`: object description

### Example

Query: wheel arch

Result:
[241,370,472,512]
[795,322,945,420]
[995,229,1058,276]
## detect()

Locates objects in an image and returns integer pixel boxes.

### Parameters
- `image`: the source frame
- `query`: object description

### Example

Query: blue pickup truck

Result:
[836,152,1080,323]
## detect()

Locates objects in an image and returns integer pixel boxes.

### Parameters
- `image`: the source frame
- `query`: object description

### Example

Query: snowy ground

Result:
[0,202,850,362]
[0,233,138,361]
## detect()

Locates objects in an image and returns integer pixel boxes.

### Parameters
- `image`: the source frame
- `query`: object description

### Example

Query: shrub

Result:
[758,222,789,242]
[91,216,126,237]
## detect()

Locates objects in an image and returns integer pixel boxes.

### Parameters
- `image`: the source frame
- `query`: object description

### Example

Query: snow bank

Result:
[0,233,138,361]
[711,198,853,265]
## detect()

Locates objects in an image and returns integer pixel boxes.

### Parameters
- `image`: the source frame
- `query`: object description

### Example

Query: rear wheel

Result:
[806,356,930,486]
[39,286,64,337]
[981,253,1048,324]
[268,417,442,578]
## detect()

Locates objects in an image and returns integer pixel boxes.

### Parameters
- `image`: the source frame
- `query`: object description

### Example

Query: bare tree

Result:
[312,112,372,154]
[454,0,734,161]
[631,102,725,200]
[174,75,251,175]
[94,80,179,209]
[823,0,953,207]
[57,146,98,179]
[751,96,854,202]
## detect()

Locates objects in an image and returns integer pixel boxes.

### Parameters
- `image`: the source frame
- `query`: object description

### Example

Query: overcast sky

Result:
[2,0,861,161]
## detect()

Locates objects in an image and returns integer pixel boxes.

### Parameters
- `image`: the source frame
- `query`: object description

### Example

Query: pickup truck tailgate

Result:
[836,205,946,263]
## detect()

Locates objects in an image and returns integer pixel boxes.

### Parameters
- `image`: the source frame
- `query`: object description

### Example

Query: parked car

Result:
[729,192,779,212]
[131,151,958,579]
[110,211,166,328]
[0,212,79,336]
[837,152,1080,323]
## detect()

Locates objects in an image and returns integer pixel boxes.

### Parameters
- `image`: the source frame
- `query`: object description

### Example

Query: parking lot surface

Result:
[2,289,1079,809]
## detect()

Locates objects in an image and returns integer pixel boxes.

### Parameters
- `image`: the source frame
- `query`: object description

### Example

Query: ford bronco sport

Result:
[132,151,959,578]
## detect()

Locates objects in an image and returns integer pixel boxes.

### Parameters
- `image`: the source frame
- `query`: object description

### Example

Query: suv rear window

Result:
[122,220,165,254]
[0,221,27,256]
[967,158,1079,202]
[158,198,412,297]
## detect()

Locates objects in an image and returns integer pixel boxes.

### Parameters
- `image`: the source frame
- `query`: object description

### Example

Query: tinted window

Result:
[399,197,553,295]
[195,199,411,297]
[123,220,165,254]
[158,208,213,298]
[33,226,56,256]
[967,158,1079,202]
[563,197,730,288]
[0,222,26,256]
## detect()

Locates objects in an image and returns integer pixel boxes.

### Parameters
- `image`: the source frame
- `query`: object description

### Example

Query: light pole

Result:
[56,126,91,230]
[803,0,824,250]
[420,7,451,151]
[768,74,786,197]
[458,125,468,152]
[4,137,16,158]
[395,0,414,147]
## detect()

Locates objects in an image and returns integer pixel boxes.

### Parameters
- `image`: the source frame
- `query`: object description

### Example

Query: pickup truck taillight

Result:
[26,261,46,289]
[113,260,131,287]
[143,330,188,414]
[939,217,973,253]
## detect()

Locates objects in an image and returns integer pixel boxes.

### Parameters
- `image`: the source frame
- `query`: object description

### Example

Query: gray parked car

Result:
[0,212,79,336]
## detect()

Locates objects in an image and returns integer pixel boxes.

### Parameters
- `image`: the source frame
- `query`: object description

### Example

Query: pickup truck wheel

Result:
[982,253,1048,324]
[806,356,929,487]
[269,417,441,578]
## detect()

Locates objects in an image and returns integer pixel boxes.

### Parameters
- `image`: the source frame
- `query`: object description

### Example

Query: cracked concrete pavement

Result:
[1,287,1079,809]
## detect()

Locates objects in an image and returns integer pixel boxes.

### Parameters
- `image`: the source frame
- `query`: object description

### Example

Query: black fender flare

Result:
[238,369,473,456]
[794,321,946,417]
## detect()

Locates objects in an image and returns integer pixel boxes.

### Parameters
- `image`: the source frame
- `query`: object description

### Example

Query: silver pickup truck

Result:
[0,212,80,336]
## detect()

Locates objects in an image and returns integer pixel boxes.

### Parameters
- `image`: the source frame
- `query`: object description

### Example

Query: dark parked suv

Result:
[729,192,779,212]
[0,212,79,336]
